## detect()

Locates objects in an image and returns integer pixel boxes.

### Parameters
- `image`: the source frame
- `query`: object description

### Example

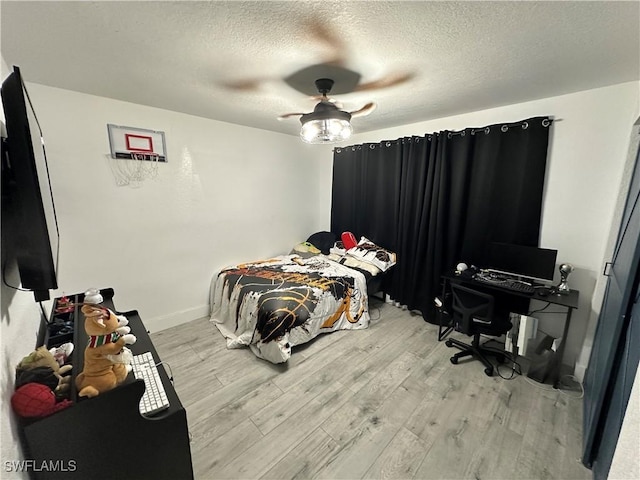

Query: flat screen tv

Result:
[485,242,558,284]
[1,66,59,302]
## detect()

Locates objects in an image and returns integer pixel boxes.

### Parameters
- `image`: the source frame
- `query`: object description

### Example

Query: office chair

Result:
[445,283,512,376]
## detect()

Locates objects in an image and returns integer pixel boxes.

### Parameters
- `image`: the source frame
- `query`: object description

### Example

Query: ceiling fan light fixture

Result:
[299,104,352,144]
[300,118,353,144]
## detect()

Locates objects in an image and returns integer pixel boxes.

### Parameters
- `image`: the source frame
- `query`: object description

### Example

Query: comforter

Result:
[210,255,370,363]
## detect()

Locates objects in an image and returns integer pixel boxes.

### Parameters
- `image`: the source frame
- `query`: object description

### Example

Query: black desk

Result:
[21,288,194,479]
[439,271,579,387]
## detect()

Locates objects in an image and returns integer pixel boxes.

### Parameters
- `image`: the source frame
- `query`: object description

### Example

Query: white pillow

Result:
[347,237,397,272]
[325,253,381,276]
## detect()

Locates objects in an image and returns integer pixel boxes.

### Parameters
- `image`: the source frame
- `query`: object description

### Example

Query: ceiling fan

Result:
[220,19,414,95]
[219,19,413,143]
[278,78,376,144]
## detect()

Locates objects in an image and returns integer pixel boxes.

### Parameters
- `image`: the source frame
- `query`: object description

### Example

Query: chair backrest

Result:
[450,283,497,335]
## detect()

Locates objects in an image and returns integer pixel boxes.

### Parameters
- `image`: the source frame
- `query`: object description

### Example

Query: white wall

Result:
[9,76,636,376]
[1,53,38,479]
[0,72,332,470]
[2,63,638,471]
[24,83,333,330]
[0,287,41,480]
[574,118,640,382]
[350,81,640,372]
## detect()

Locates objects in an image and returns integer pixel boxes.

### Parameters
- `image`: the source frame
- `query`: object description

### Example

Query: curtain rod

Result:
[334,116,560,152]
[448,117,555,137]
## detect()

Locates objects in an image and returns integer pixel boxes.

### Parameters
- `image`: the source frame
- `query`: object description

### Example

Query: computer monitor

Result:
[485,242,558,283]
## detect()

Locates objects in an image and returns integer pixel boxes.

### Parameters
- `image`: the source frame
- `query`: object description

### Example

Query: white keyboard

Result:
[131,351,170,416]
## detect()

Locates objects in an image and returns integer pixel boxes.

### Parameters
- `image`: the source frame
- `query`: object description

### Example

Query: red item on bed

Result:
[341,231,357,250]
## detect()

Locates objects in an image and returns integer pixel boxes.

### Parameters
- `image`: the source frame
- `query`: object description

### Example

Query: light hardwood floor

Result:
[151,299,591,480]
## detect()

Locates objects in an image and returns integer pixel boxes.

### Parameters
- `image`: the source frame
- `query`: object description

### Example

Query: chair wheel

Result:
[450,356,458,365]
[484,367,493,376]
[445,340,453,348]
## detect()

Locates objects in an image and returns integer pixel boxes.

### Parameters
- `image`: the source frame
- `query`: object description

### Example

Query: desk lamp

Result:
[557,263,574,294]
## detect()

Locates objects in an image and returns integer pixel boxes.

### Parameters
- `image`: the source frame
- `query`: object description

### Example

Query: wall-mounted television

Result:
[1,66,59,302]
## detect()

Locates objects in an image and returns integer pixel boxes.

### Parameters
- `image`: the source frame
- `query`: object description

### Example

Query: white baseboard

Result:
[573,361,587,383]
[144,304,210,333]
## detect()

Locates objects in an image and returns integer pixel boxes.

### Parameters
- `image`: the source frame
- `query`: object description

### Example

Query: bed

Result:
[209,236,396,364]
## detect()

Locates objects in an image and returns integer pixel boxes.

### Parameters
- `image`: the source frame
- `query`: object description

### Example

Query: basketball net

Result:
[108,153,160,188]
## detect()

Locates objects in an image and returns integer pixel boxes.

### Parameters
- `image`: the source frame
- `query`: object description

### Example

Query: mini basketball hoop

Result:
[107,152,160,187]
[107,124,166,187]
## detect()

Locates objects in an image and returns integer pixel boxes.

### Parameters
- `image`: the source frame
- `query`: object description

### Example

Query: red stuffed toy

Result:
[11,383,72,419]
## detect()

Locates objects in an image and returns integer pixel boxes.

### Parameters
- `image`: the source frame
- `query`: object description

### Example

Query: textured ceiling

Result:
[2,1,639,137]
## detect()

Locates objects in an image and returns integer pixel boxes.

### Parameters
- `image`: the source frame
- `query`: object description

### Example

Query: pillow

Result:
[347,237,397,272]
[325,253,381,276]
[329,240,347,256]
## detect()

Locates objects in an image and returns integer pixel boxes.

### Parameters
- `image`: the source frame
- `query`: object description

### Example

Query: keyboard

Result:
[131,351,170,416]
[473,272,536,294]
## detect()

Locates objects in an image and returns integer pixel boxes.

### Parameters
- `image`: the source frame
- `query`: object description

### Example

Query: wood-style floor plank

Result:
[214,382,356,479]
[315,363,428,479]
[260,429,341,480]
[192,417,263,479]
[320,350,421,446]
[152,301,591,480]
[362,427,428,480]
[189,381,284,443]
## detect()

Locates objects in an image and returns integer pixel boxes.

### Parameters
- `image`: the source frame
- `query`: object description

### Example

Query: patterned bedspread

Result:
[209,255,370,363]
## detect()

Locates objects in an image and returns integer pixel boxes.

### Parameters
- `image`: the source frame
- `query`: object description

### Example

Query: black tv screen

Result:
[486,242,558,283]
[1,66,59,302]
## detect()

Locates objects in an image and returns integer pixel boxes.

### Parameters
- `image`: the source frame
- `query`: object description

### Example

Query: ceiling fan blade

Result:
[220,78,266,92]
[353,72,415,92]
[305,19,347,67]
[277,112,306,121]
[349,102,377,117]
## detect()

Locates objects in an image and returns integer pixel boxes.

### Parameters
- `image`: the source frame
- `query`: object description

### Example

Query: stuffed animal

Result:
[15,346,73,397]
[12,383,72,419]
[49,342,74,367]
[75,304,136,398]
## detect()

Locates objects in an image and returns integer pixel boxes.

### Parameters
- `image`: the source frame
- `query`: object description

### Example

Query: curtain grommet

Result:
[484,127,490,134]
[522,122,529,130]
[542,118,551,127]
[501,125,508,133]
[386,142,391,147]
[369,144,375,149]
[461,131,466,137]
[471,129,476,135]
[335,148,342,153]
[447,132,452,139]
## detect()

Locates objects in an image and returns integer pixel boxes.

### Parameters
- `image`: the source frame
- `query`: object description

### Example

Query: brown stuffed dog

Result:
[76,305,136,398]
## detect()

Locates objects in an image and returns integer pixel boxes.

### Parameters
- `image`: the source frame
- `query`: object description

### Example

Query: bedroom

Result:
[1,1,639,479]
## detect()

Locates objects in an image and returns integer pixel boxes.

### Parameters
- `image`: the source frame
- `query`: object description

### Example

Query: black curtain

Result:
[331,116,551,321]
